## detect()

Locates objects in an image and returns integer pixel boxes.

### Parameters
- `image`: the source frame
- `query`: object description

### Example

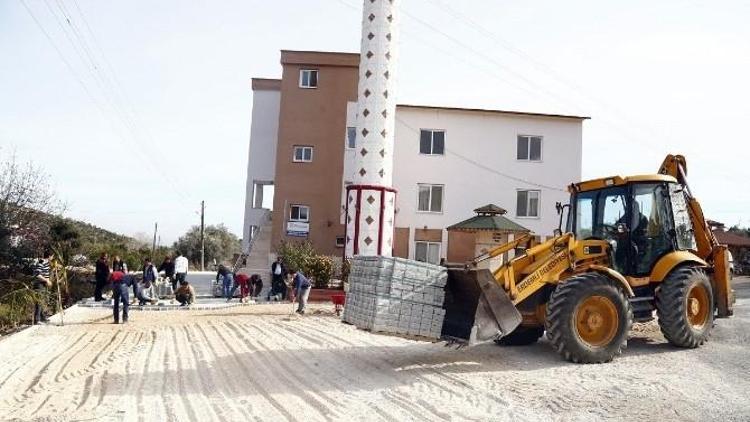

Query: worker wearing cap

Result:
[110,270,130,324]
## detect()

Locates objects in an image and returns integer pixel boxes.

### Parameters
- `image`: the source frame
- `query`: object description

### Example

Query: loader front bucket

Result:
[441,267,522,345]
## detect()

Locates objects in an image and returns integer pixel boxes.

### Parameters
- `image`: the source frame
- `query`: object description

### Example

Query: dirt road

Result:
[2,280,750,421]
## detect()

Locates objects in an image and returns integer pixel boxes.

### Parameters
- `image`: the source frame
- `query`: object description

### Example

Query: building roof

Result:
[447,204,530,232]
[713,230,750,247]
[397,104,590,120]
[251,78,281,91]
[280,50,360,67]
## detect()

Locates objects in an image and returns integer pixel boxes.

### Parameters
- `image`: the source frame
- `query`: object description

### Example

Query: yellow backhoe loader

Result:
[441,154,733,363]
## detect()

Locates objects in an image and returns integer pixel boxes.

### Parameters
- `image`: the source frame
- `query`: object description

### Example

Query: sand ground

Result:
[1,279,750,422]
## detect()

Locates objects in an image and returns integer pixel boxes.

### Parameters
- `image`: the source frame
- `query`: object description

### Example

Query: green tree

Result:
[173,224,240,268]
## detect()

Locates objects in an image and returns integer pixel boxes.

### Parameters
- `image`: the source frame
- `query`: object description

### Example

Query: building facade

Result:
[243,50,587,262]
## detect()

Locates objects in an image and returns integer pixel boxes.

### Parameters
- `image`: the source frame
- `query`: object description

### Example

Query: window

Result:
[299,69,318,88]
[516,190,540,217]
[346,127,356,149]
[417,184,444,212]
[293,146,313,162]
[335,236,345,248]
[419,130,445,155]
[669,183,696,251]
[517,135,542,161]
[290,205,309,222]
[415,241,441,265]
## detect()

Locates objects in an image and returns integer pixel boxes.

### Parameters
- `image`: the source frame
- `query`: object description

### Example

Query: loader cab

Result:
[569,176,696,277]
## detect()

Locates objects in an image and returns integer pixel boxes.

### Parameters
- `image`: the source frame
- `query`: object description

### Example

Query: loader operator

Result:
[612,201,649,272]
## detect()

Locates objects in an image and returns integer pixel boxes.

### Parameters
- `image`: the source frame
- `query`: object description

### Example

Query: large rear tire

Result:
[655,266,713,348]
[545,273,633,363]
[494,326,544,346]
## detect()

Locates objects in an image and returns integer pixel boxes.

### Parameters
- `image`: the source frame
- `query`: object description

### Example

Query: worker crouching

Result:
[175,280,195,307]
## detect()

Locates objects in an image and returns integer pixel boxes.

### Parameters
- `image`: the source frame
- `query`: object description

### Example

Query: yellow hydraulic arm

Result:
[659,154,733,316]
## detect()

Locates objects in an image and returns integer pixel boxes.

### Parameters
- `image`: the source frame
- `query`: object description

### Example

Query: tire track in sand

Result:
[168,325,208,421]
[204,320,300,421]
[193,322,256,420]
[225,320,349,420]
[135,329,158,421]
[266,319,443,421]
[240,320,399,421]
[292,317,500,419]
[181,325,231,421]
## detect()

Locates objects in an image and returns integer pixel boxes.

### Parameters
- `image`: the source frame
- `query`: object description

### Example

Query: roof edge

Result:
[397,103,590,120]
[280,50,360,67]
[252,78,281,91]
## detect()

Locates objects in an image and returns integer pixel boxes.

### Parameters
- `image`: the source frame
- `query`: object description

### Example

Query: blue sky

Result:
[1,0,748,243]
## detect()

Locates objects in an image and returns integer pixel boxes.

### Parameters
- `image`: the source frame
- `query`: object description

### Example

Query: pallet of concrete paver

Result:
[343,256,448,339]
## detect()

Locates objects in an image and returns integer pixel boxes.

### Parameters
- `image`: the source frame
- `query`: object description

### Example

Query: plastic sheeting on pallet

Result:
[343,256,447,339]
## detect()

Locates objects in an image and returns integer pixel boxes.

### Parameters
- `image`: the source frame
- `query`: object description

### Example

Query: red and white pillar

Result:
[345,0,400,257]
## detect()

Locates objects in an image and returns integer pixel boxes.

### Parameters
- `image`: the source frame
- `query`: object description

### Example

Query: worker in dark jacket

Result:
[110,271,131,324]
[94,253,110,301]
[269,257,287,300]
[158,256,176,289]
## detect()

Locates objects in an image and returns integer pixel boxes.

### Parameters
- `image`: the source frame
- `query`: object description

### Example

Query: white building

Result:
[341,103,585,263]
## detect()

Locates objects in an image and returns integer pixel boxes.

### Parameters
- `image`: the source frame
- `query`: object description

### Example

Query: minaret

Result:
[345,0,400,257]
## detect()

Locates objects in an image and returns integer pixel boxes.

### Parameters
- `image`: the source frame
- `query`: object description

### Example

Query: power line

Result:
[25,0,193,208]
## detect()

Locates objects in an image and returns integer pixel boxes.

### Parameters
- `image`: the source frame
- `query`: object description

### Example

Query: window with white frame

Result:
[335,236,345,248]
[415,241,441,264]
[419,129,445,155]
[517,190,540,217]
[346,127,356,149]
[417,184,443,212]
[517,135,542,161]
[293,146,313,162]
[289,205,310,222]
[299,69,318,88]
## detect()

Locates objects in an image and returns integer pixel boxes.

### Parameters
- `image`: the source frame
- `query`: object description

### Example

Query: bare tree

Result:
[0,150,62,266]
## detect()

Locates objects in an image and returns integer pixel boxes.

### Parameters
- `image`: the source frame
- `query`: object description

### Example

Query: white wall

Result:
[242,88,281,249]
[394,107,582,259]
[342,105,583,259]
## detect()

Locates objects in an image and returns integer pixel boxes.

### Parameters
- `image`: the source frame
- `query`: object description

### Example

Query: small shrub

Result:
[307,255,334,288]
[276,240,316,274]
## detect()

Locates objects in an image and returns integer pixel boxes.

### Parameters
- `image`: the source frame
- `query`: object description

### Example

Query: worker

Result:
[251,274,263,298]
[94,253,110,301]
[32,254,53,324]
[110,270,130,324]
[269,257,287,301]
[158,256,175,289]
[231,272,250,302]
[216,264,234,301]
[175,280,195,306]
[290,268,312,315]
[174,252,189,290]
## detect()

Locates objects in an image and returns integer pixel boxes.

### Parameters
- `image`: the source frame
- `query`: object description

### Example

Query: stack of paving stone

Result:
[342,256,447,339]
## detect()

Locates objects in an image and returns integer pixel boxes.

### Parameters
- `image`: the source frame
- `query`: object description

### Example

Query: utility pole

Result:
[200,200,205,271]
[152,222,158,256]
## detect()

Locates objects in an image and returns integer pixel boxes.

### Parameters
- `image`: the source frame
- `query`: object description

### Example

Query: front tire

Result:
[545,273,633,363]
[656,266,713,348]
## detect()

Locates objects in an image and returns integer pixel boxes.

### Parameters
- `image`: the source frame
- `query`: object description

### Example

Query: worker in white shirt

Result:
[174,252,189,286]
